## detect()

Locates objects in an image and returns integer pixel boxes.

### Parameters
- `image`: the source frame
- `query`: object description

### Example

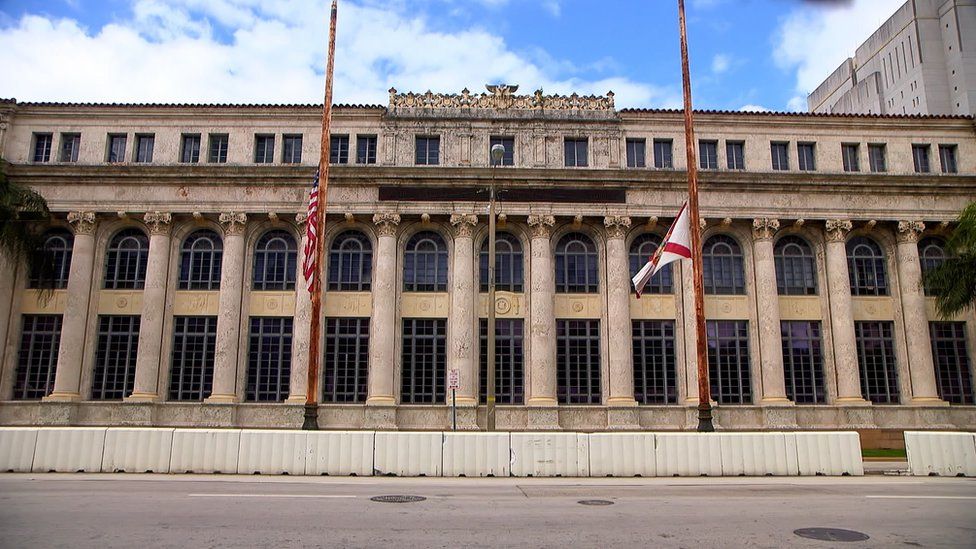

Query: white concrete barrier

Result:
[373,432,441,476]
[305,431,375,476]
[237,430,307,475]
[905,431,976,477]
[792,432,863,476]
[587,433,656,477]
[0,428,38,472]
[169,429,241,474]
[101,428,174,473]
[655,433,722,476]
[510,433,588,477]
[443,432,510,477]
[718,432,798,476]
[32,427,106,473]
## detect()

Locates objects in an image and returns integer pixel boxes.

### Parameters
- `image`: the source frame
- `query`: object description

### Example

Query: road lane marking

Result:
[188,493,357,498]
[865,495,976,500]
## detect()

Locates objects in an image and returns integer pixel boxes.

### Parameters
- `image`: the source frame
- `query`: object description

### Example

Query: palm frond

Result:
[925,253,976,319]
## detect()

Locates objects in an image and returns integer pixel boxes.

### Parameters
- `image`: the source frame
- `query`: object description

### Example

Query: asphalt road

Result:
[0,474,974,548]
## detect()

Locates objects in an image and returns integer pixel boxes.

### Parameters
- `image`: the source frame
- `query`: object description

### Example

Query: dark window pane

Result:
[699,140,718,170]
[846,236,888,296]
[208,134,229,163]
[283,135,303,164]
[929,322,973,404]
[135,134,154,163]
[329,135,348,164]
[401,319,447,404]
[771,142,789,170]
[629,233,672,294]
[356,135,377,164]
[323,317,369,403]
[246,317,293,402]
[939,144,958,174]
[32,134,52,163]
[169,316,217,401]
[626,138,646,168]
[404,231,448,292]
[29,230,73,289]
[918,237,948,296]
[726,141,745,170]
[255,135,275,164]
[479,319,524,404]
[706,320,751,404]
[181,134,201,163]
[104,228,149,289]
[653,139,673,169]
[781,320,826,403]
[490,136,515,166]
[415,136,440,165]
[774,235,817,295]
[253,230,297,291]
[108,134,127,163]
[797,142,815,171]
[14,315,62,400]
[555,232,598,293]
[632,320,677,404]
[91,315,140,400]
[557,319,601,404]
[60,133,80,163]
[855,321,899,403]
[479,232,523,292]
[868,144,886,172]
[703,234,745,295]
[842,144,859,172]
[912,144,930,173]
[328,231,372,291]
[564,138,588,167]
[179,230,223,290]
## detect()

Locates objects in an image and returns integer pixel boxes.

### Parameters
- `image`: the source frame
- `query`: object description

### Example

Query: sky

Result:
[0,0,905,112]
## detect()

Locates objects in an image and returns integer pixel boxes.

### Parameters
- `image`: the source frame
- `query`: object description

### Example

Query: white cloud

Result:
[541,0,561,17]
[0,0,673,108]
[787,95,807,112]
[711,53,731,74]
[739,104,770,113]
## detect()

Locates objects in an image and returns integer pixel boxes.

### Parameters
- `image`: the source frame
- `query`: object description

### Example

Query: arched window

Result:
[328,231,372,291]
[253,230,297,291]
[774,235,817,295]
[104,228,149,289]
[555,232,598,293]
[629,233,672,294]
[404,231,448,292]
[179,230,223,290]
[918,237,948,296]
[29,229,73,289]
[702,234,745,295]
[846,236,888,296]
[479,233,524,292]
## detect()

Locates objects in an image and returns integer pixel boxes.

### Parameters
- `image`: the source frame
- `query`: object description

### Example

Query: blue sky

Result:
[0,0,903,111]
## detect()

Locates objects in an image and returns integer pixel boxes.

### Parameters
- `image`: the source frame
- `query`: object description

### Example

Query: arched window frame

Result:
[846,236,888,296]
[918,236,948,297]
[774,235,818,296]
[479,232,524,293]
[178,230,223,290]
[29,229,73,289]
[252,230,298,291]
[555,232,598,294]
[403,230,449,292]
[328,230,373,291]
[628,233,673,294]
[104,228,149,290]
[702,234,746,295]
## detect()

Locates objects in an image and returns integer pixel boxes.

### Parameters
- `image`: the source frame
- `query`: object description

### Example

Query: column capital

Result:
[603,215,632,239]
[218,212,248,236]
[143,211,172,235]
[449,213,478,238]
[372,212,401,237]
[527,214,556,239]
[67,211,97,235]
[824,219,853,242]
[897,220,925,243]
[295,210,309,227]
[752,218,780,241]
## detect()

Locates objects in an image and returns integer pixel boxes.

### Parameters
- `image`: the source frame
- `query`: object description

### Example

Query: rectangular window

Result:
[415,136,440,165]
[356,135,377,164]
[855,321,899,404]
[254,134,275,164]
[726,141,745,170]
[631,320,677,404]
[208,134,229,164]
[246,317,293,402]
[32,133,52,163]
[699,140,718,170]
[14,314,62,400]
[401,318,447,404]
[91,315,140,400]
[626,138,646,168]
[842,143,860,172]
[329,134,348,164]
[868,144,886,172]
[797,142,816,171]
[180,134,201,164]
[107,134,127,163]
[929,322,973,404]
[169,316,216,401]
[479,319,524,404]
[134,134,154,163]
[564,137,588,167]
[770,141,789,171]
[706,320,751,404]
[59,133,80,163]
[781,321,826,404]
[490,136,515,166]
[323,317,369,403]
[653,139,673,169]
[912,144,930,173]
[283,134,303,164]
[939,144,958,174]
[557,319,601,404]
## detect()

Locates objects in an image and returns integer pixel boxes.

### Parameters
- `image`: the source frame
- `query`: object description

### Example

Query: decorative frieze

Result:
[143,212,172,235]
[824,219,853,242]
[896,220,925,243]
[218,212,247,236]
[603,215,632,239]
[527,214,556,239]
[449,214,478,238]
[388,85,615,112]
[752,218,780,241]
[66,211,97,235]
[373,213,401,237]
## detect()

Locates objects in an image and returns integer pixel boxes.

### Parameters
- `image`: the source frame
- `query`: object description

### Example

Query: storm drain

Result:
[793,528,870,542]
[577,500,614,506]
[370,495,427,503]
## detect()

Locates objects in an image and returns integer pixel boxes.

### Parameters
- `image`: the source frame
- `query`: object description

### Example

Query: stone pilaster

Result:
[128,212,173,402]
[287,212,312,403]
[449,213,478,405]
[896,221,946,405]
[752,218,790,405]
[0,252,15,400]
[824,219,867,404]
[527,214,557,406]
[206,212,247,403]
[367,213,400,405]
[604,215,637,407]
[46,211,97,402]
[680,260,699,404]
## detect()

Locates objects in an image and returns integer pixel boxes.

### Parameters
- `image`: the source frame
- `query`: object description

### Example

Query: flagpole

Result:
[677,0,714,432]
[303,0,339,431]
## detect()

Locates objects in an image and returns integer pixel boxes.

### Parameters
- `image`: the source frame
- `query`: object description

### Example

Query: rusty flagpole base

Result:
[696,402,715,432]
[302,403,320,430]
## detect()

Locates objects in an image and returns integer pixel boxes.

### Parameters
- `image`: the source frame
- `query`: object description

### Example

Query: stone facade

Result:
[0,88,974,431]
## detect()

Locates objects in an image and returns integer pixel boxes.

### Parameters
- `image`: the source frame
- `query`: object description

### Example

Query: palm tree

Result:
[0,165,52,281]
[925,201,976,319]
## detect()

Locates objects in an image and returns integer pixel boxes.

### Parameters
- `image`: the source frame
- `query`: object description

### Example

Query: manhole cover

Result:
[577,499,614,506]
[370,495,426,503]
[794,528,870,542]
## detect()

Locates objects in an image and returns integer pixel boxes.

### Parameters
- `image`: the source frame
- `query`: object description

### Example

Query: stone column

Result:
[206,212,247,403]
[287,212,312,403]
[604,215,637,406]
[449,214,478,405]
[752,218,789,404]
[46,212,97,401]
[527,214,557,406]
[896,221,945,405]
[824,219,866,404]
[127,212,172,402]
[367,213,400,405]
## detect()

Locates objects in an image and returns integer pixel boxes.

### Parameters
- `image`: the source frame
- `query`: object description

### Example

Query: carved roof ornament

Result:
[219,212,248,236]
[450,213,478,238]
[752,218,780,241]
[897,220,925,243]
[373,213,401,237]
[604,216,632,240]
[527,214,556,239]
[388,86,615,112]
[825,219,853,242]
[67,211,97,235]
[143,211,173,235]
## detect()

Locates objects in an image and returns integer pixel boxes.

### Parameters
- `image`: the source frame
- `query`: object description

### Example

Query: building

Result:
[0,86,973,433]
[808,0,976,116]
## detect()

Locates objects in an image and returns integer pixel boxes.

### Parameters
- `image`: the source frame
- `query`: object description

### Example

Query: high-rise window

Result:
[401,319,447,404]
[181,134,201,163]
[555,232,598,293]
[415,136,440,165]
[868,144,886,172]
[557,319,601,404]
[252,230,297,291]
[490,136,515,166]
[60,133,80,163]
[842,144,859,172]
[699,140,718,170]
[479,232,523,292]
[329,135,348,164]
[104,228,149,290]
[781,321,826,404]
[29,229,73,289]
[169,316,216,401]
[939,144,958,174]
[774,235,817,295]
[726,141,745,170]
[929,322,973,404]
[91,315,140,400]
[107,134,127,163]
[254,135,275,164]
[323,317,369,403]
[703,234,745,295]
[797,142,815,171]
[770,142,789,170]
[918,237,948,296]
[178,230,223,290]
[855,321,899,404]
[564,138,588,167]
[653,139,673,169]
[208,134,229,163]
[14,315,62,400]
[356,135,377,164]
[479,319,524,404]
[847,236,888,296]
[134,134,155,163]
[328,231,372,291]
[404,231,448,292]
[632,320,677,404]
[32,133,52,163]
[629,233,672,294]
[246,317,293,402]
[912,144,931,173]
[626,138,646,168]
[282,134,303,164]
[707,320,751,404]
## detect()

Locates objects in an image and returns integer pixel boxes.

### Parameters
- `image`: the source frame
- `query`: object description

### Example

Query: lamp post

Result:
[486,143,505,431]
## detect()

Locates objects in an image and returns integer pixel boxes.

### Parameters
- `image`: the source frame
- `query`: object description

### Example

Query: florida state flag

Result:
[632,201,692,298]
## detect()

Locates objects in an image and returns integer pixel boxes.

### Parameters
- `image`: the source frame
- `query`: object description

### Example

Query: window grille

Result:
[781,321,826,404]
[404,231,448,292]
[929,322,973,404]
[774,235,817,295]
[555,232,598,293]
[169,316,216,401]
[253,230,297,291]
[14,315,62,400]
[479,232,523,292]
[401,318,447,404]
[29,229,73,289]
[706,320,752,404]
[91,315,140,400]
[557,319,601,404]
[632,320,677,404]
[846,236,888,296]
[629,233,672,294]
[104,228,149,289]
[479,319,524,404]
[246,317,293,402]
[855,321,899,404]
[179,230,223,290]
[323,317,369,403]
[703,234,745,295]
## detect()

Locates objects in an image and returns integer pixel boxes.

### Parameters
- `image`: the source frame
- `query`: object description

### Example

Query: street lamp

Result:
[486,143,505,431]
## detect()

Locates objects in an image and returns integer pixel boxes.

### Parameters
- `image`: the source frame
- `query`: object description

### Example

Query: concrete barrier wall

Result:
[0,427,38,472]
[32,427,106,473]
[719,433,798,476]
[102,428,174,473]
[306,431,374,476]
[905,431,976,477]
[510,433,588,477]
[373,431,442,476]
[169,429,241,474]
[588,433,656,477]
[793,431,863,476]
[443,432,510,477]
[237,430,307,475]
[655,433,723,476]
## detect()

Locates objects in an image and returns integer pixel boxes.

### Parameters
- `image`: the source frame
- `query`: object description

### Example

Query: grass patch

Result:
[862,448,907,458]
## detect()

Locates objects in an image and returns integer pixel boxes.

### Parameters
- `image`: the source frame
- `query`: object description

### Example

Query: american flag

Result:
[302,170,320,293]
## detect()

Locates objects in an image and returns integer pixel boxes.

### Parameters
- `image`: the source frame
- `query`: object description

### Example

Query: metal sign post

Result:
[448,368,460,431]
